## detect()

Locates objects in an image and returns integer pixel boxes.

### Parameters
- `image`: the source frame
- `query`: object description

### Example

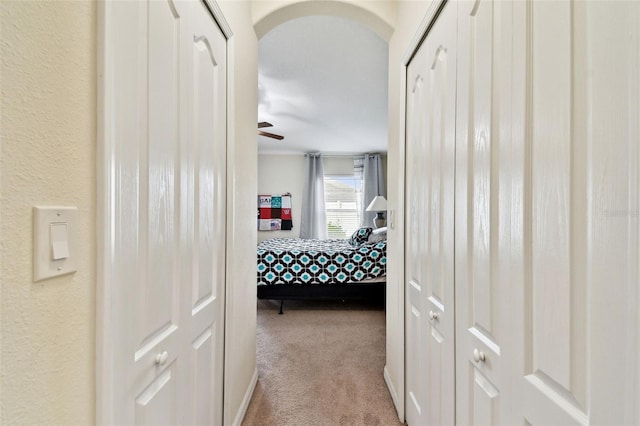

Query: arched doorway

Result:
[249,1,402,423]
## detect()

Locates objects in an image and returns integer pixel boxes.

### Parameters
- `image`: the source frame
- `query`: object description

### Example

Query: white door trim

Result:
[401,0,448,66]
[202,0,232,39]
[96,2,232,424]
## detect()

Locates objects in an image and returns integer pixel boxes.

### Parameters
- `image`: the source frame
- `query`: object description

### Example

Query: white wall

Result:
[0,1,96,423]
[385,1,437,421]
[252,0,396,41]
[218,1,260,425]
[257,154,305,242]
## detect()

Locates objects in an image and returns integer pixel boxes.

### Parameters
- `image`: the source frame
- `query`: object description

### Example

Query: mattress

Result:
[257,238,387,285]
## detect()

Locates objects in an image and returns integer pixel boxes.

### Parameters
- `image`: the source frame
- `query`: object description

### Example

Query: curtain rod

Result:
[304,153,387,158]
[322,154,364,159]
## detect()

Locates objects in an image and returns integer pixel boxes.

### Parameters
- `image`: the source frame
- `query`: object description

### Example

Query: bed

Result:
[257,227,387,313]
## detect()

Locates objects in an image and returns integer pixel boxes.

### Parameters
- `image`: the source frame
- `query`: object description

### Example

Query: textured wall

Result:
[0,1,96,424]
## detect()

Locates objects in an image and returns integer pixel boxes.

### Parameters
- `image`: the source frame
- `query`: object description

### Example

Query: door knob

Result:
[429,310,439,321]
[155,351,168,365]
[473,348,486,363]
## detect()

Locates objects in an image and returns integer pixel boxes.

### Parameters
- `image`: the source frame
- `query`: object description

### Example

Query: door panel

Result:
[405,2,457,424]
[143,0,181,342]
[106,1,227,424]
[529,0,578,396]
[192,329,216,425]
[472,369,499,425]
[517,2,640,423]
[405,38,428,425]
[184,3,227,424]
[135,365,178,426]
[584,2,640,423]
[424,27,456,425]
[468,0,494,336]
[521,1,588,423]
[455,0,520,424]
[130,1,184,422]
[456,0,504,421]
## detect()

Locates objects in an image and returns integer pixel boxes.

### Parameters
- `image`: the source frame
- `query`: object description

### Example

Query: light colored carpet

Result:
[242,299,402,426]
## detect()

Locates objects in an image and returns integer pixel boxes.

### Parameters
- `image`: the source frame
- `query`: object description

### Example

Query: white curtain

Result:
[300,153,328,239]
[361,154,386,227]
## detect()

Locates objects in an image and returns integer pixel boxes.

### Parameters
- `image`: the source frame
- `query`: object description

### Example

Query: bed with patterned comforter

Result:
[257,238,386,286]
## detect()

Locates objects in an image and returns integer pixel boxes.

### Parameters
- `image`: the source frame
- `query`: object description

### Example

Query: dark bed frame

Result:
[257,281,386,314]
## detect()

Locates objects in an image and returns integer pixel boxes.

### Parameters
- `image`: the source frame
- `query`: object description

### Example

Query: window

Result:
[324,174,363,239]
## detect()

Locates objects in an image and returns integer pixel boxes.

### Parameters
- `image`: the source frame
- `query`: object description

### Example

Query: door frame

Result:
[398,0,447,421]
[95,1,233,424]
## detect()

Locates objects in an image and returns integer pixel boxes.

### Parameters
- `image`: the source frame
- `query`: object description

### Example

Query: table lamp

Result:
[365,195,387,229]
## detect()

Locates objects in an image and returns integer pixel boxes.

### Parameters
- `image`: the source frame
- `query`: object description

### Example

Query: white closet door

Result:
[405,2,457,424]
[584,2,640,423]
[404,0,640,424]
[454,0,522,424]
[102,1,227,424]
[512,1,640,424]
[181,1,227,424]
[111,1,189,423]
[405,35,429,426]
[514,1,589,423]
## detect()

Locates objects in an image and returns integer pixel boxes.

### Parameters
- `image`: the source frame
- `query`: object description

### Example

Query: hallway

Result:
[2,1,639,424]
[242,300,401,425]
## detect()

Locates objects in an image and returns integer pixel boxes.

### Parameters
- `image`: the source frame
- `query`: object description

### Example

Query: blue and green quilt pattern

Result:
[257,238,386,285]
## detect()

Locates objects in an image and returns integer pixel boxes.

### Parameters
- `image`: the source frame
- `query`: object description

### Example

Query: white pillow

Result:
[368,233,386,243]
[368,227,387,243]
[372,226,387,235]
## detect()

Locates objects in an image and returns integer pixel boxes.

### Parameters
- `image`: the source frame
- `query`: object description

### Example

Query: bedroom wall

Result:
[257,154,388,243]
[257,154,305,242]
[0,1,97,424]
[385,0,436,421]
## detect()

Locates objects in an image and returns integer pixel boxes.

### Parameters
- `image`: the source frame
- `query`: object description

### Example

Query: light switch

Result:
[33,206,77,281]
[51,222,70,260]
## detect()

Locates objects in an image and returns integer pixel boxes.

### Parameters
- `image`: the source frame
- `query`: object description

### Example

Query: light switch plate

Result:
[33,206,78,282]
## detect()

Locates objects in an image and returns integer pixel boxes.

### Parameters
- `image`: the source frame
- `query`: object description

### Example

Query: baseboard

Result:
[384,365,403,422]
[231,368,258,426]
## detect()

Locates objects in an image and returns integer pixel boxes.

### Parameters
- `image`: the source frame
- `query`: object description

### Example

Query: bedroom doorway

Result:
[255,14,389,301]
[248,8,394,422]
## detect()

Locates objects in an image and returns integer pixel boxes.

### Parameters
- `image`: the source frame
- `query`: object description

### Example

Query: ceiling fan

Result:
[258,122,284,140]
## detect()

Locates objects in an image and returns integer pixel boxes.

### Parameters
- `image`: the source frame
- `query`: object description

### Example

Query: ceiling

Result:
[258,15,388,155]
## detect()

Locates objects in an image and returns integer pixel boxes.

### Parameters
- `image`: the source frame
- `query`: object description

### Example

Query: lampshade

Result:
[365,195,387,212]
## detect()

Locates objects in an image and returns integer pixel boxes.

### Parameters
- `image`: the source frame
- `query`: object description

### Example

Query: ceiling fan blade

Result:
[258,122,273,129]
[258,130,284,140]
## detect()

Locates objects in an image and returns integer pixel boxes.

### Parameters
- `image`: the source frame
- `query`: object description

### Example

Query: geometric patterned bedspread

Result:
[257,238,386,285]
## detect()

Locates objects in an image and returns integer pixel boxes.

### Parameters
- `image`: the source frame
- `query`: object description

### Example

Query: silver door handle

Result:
[429,310,439,321]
